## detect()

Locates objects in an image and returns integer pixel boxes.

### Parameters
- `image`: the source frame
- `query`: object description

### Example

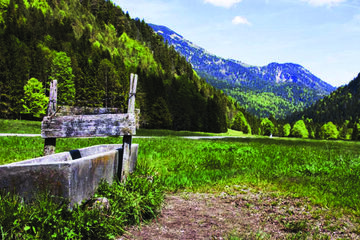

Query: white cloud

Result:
[301,0,346,7]
[204,0,243,8]
[232,16,251,25]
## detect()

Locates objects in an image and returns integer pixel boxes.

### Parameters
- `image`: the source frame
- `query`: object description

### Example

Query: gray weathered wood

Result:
[121,135,132,181]
[48,80,57,116]
[128,73,138,114]
[41,113,136,138]
[120,74,138,181]
[44,80,57,156]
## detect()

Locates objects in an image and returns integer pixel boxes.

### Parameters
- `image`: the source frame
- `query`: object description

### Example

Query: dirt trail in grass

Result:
[120,188,360,239]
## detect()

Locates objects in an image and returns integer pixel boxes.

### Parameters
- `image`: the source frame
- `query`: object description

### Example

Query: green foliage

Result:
[288,73,360,134]
[50,51,75,106]
[222,85,310,120]
[283,123,291,137]
[0,0,9,24]
[0,0,233,133]
[319,122,339,140]
[339,120,353,140]
[260,118,275,136]
[0,163,164,239]
[147,97,173,129]
[231,111,251,134]
[352,122,360,141]
[291,120,309,138]
[96,162,164,226]
[118,32,160,73]
[304,118,316,139]
[27,0,51,15]
[21,78,48,117]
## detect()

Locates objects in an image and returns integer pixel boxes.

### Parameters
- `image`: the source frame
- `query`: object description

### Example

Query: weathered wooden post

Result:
[120,73,138,181]
[41,74,138,182]
[44,80,57,156]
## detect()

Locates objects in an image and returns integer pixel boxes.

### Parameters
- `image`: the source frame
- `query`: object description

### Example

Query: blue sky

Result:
[114,0,360,87]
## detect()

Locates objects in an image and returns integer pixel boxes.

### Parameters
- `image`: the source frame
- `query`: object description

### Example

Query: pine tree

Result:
[50,51,75,105]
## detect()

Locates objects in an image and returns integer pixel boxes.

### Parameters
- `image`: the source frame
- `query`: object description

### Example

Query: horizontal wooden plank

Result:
[41,114,136,138]
[56,105,123,116]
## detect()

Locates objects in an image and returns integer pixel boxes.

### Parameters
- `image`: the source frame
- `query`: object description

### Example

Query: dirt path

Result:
[120,187,360,239]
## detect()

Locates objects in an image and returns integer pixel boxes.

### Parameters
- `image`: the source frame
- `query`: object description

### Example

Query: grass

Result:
[1,119,360,238]
[2,135,359,211]
[0,119,41,134]
[135,137,360,211]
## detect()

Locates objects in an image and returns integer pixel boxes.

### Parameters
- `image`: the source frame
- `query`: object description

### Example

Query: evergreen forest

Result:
[285,73,360,140]
[0,0,246,133]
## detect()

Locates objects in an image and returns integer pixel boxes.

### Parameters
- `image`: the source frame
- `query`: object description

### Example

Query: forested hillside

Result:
[0,0,243,133]
[286,73,360,138]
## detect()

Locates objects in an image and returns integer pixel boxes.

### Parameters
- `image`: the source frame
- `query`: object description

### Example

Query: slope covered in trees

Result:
[0,0,245,133]
[283,73,360,140]
[288,73,360,125]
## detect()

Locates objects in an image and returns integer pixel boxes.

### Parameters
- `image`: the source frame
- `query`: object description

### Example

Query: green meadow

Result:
[1,119,360,238]
[1,132,360,210]
[0,119,41,134]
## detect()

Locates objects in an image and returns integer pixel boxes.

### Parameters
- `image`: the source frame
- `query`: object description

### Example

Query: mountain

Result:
[149,23,336,119]
[0,0,237,133]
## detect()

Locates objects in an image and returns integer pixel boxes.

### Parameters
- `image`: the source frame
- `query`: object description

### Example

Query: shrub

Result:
[231,112,251,134]
[283,123,291,137]
[319,121,339,140]
[21,78,49,118]
[260,118,275,136]
[291,120,309,138]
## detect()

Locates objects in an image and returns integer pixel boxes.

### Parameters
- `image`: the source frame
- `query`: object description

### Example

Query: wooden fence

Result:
[41,73,138,181]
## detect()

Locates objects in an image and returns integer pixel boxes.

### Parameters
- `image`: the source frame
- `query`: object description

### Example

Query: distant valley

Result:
[150,23,336,119]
